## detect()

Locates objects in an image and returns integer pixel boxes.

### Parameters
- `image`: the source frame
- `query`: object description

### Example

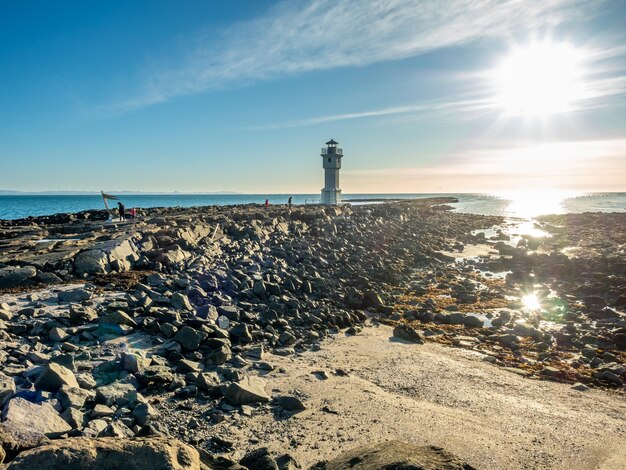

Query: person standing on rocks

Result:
[288,196,292,210]
[265,199,270,208]
[117,202,125,221]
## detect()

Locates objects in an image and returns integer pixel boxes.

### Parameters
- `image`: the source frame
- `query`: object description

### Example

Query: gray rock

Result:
[49,327,70,342]
[69,304,98,324]
[196,372,220,391]
[0,423,50,462]
[58,288,92,303]
[217,305,240,321]
[463,315,484,328]
[177,359,202,373]
[73,249,110,276]
[513,322,542,340]
[90,404,114,418]
[393,324,425,344]
[35,363,79,392]
[6,436,200,470]
[81,419,108,438]
[231,323,253,343]
[2,397,71,437]
[171,292,192,311]
[132,402,159,426]
[240,447,278,470]
[225,376,271,405]
[206,345,232,365]
[60,408,85,429]
[0,308,14,321]
[173,326,207,350]
[279,331,297,346]
[57,386,92,410]
[122,352,151,373]
[196,304,218,321]
[276,396,306,412]
[246,345,265,360]
[160,322,177,338]
[253,280,267,297]
[320,440,476,470]
[101,310,136,327]
[95,382,138,407]
[99,421,134,438]
[0,266,37,289]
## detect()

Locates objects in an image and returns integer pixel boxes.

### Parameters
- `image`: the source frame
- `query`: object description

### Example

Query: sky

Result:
[1,0,625,194]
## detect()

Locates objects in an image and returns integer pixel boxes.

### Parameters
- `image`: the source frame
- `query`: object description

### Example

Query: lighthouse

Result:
[320,139,343,205]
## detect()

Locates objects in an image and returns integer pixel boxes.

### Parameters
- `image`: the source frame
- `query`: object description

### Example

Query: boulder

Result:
[393,324,425,344]
[0,423,49,462]
[58,288,92,303]
[0,308,13,321]
[73,249,109,276]
[101,310,137,327]
[7,436,201,469]
[225,376,271,405]
[173,326,207,350]
[463,315,484,328]
[95,382,138,407]
[34,363,79,392]
[132,402,159,427]
[240,448,278,470]
[0,266,37,289]
[320,440,476,470]
[171,292,192,311]
[60,408,85,429]
[69,304,98,324]
[2,397,71,437]
[57,386,92,410]
[73,239,138,276]
[122,352,151,373]
[49,327,70,342]
[276,396,306,412]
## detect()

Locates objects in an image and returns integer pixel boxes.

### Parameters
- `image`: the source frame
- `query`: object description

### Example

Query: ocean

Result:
[0,192,624,221]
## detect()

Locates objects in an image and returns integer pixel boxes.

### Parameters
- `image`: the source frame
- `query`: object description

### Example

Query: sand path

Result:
[215,323,626,469]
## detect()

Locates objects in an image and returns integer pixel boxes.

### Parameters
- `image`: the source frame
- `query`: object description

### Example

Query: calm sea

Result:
[0,192,624,221]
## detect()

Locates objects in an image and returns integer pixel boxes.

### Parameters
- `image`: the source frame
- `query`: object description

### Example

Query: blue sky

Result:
[1,0,625,193]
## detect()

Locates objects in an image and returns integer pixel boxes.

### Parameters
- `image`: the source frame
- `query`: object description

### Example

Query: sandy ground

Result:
[212,323,626,470]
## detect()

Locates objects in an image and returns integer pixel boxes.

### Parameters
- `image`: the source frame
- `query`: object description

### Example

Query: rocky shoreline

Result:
[0,199,624,468]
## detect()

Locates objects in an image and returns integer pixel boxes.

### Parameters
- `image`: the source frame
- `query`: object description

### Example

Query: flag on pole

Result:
[101,190,120,219]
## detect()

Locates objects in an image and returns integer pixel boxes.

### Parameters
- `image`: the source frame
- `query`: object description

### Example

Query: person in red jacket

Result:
[265,199,270,208]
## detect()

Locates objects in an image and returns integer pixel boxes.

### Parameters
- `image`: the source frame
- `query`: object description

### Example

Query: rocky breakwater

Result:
[0,198,500,467]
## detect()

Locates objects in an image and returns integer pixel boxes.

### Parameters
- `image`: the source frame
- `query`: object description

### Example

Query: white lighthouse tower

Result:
[320,139,343,205]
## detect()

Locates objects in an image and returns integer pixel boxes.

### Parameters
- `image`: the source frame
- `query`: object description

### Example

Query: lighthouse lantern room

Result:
[320,139,343,205]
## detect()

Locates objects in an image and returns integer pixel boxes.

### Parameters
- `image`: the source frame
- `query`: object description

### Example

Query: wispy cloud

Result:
[246,98,494,129]
[112,0,594,112]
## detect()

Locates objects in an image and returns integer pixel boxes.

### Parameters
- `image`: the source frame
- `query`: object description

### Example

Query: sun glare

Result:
[522,293,541,311]
[492,40,587,116]
[496,189,579,218]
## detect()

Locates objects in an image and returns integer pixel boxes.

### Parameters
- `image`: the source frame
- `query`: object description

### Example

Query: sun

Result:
[492,40,587,116]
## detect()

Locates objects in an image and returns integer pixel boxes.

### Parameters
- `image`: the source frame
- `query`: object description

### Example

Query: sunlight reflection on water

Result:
[498,190,579,218]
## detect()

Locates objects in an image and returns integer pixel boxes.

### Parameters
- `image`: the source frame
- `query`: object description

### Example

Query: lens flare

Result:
[522,293,541,311]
